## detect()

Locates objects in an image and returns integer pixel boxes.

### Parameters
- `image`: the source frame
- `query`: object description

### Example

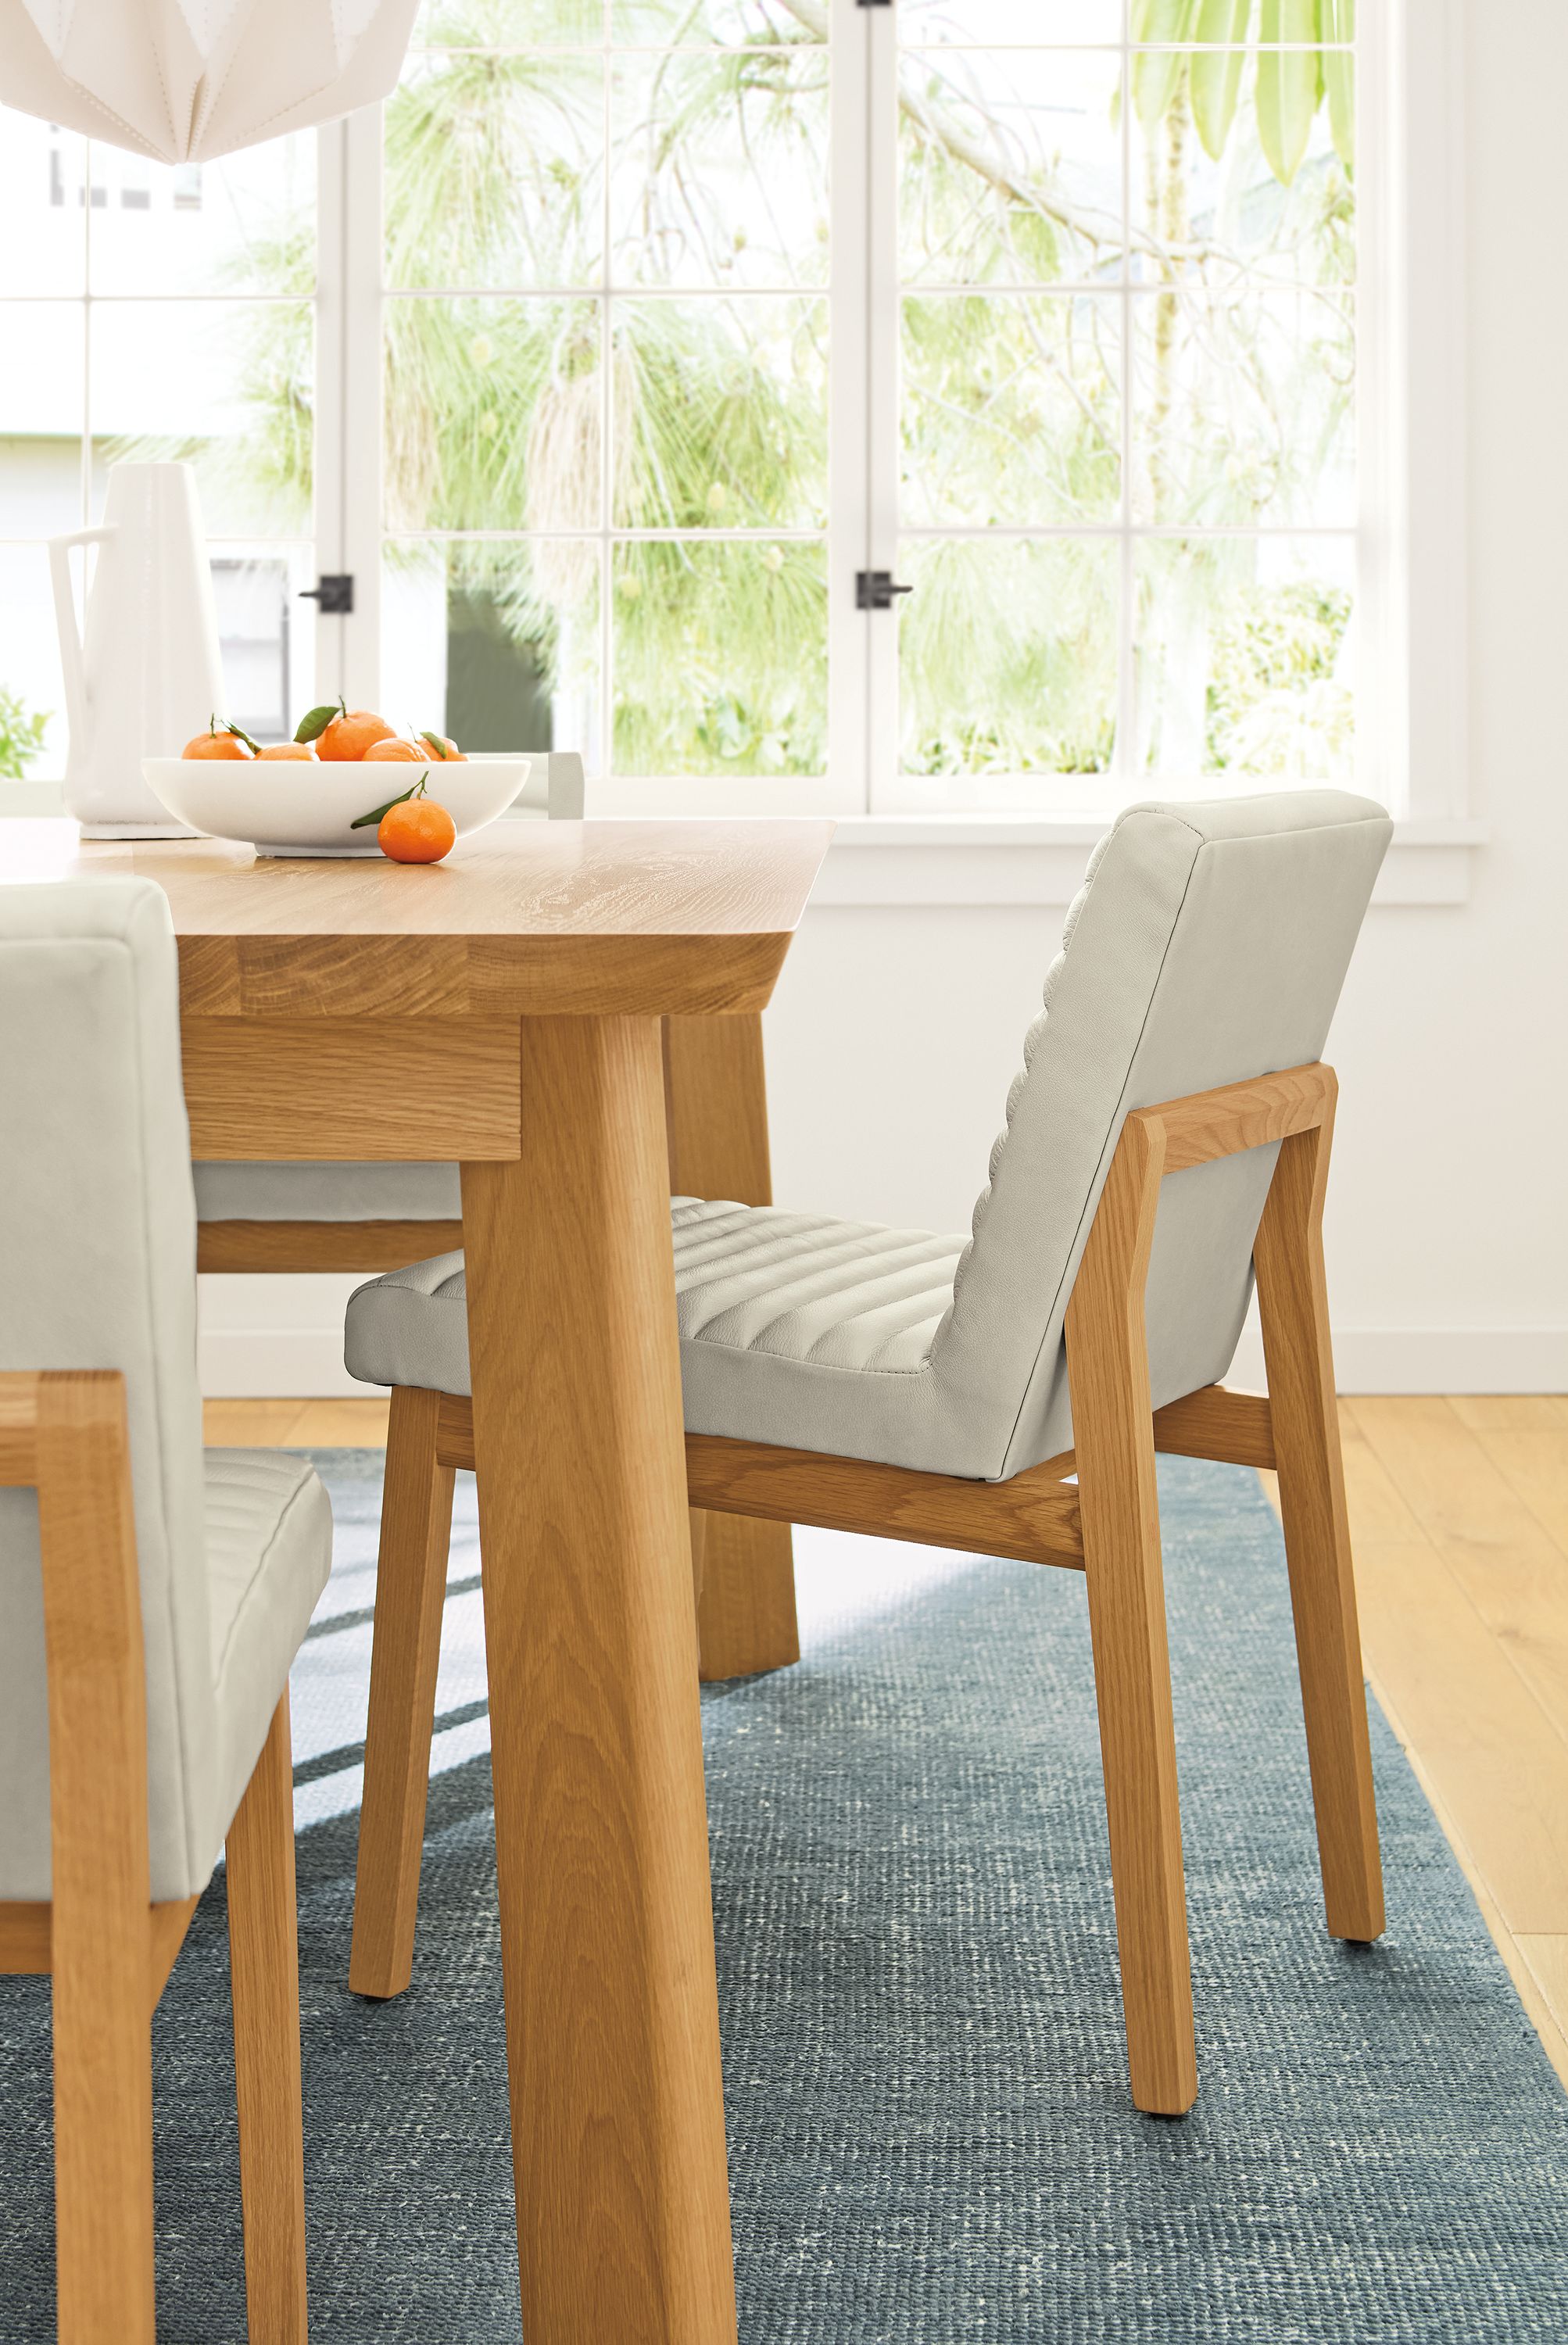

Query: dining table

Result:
[30,814,835,2344]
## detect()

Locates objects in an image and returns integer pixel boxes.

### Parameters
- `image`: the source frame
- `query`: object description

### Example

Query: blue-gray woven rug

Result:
[2,1452,1564,2342]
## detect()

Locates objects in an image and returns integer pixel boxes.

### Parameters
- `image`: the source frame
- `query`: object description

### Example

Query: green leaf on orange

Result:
[295,698,345,744]
[350,772,431,829]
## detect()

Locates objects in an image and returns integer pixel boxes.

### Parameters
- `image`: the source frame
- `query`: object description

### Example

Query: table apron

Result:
[182,1017,523,1162]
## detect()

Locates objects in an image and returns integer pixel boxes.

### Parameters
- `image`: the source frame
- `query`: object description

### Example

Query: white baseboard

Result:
[198,1316,1566,1402]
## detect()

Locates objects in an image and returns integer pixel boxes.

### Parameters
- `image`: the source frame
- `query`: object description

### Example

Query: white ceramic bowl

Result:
[139,754,532,857]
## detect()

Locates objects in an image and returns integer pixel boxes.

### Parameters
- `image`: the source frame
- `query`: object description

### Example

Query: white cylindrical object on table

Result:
[51,464,225,837]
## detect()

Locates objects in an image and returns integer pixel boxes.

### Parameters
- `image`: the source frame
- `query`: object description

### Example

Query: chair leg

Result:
[1066,1115,1197,2116]
[52,1936,156,2344]
[1076,1450,1197,2116]
[1255,1125,1385,1942]
[350,1385,456,2000]
[695,1513,800,1682]
[227,1695,309,2345]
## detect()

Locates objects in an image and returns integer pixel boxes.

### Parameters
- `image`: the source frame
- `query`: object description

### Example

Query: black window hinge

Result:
[856,570,915,610]
[299,574,354,614]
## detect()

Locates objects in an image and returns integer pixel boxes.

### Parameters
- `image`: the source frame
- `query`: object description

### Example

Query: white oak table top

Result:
[27,820,835,1019]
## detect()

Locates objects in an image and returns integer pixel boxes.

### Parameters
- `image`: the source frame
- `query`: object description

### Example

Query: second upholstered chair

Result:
[0,879,333,2344]
[340,789,1391,2118]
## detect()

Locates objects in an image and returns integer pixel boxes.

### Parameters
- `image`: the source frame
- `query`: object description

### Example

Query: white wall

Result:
[198,0,1567,1398]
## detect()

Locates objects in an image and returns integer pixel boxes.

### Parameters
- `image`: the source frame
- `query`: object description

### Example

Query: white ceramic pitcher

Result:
[49,462,225,836]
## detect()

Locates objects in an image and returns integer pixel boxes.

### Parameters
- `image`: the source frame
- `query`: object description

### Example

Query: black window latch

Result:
[299,575,355,614]
[856,570,914,610]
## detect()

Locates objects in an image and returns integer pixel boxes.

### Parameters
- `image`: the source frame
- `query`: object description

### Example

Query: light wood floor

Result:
[206,1391,1568,2088]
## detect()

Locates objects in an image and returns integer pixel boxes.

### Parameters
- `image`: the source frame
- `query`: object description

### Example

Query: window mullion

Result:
[312,120,347,705]
[1116,3,1134,786]
[859,0,899,813]
[319,107,384,711]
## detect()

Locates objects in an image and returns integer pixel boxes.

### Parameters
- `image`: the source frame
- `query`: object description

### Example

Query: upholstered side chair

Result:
[340,789,1391,2118]
[192,750,585,1275]
[0,879,333,2345]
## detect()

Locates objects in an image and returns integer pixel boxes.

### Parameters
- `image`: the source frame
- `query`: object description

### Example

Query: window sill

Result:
[0,783,1486,908]
[811,816,1487,909]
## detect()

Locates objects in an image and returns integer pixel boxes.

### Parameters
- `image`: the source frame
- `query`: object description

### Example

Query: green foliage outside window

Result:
[117,0,1360,781]
[0,686,50,779]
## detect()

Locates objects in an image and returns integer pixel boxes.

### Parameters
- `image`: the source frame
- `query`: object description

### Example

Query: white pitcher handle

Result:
[47,525,115,733]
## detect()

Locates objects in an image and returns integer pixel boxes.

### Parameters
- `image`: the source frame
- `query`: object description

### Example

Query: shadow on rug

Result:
[1,1454,1563,2342]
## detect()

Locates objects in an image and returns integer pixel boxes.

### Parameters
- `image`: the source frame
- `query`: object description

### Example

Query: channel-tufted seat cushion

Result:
[344,1202,971,1446]
[668,1201,963,1371]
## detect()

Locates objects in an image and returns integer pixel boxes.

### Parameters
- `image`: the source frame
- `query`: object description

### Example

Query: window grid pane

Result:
[894,11,1357,792]
[381,7,833,778]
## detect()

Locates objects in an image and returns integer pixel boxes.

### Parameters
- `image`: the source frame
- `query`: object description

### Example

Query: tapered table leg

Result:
[460,1015,736,2345]
[663,1013,800,1679]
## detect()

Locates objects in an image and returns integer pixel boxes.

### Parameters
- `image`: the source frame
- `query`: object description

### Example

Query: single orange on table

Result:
[379,792,456,863]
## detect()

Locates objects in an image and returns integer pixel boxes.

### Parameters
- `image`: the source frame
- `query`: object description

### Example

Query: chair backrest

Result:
[0,878,215,1901]
[933,791,1391,1478]
[503,750,586,821]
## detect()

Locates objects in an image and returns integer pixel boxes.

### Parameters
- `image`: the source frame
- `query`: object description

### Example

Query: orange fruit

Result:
[362,738,424,763]
[414,732,467,762]
[183,728,251,760]
[317,707,396,761]
[256,741,316,761]
[378,795,456,863]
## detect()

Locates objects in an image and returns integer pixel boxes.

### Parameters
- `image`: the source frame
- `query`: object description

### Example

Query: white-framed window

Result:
[0,0,1466,836]
[872,0,1367,814]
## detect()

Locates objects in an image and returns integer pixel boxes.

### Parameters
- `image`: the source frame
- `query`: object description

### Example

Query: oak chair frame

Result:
[349,1058,1384,2117]
[0,1371,309,2345]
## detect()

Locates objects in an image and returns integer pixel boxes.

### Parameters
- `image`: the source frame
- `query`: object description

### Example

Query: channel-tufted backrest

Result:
[0,879,215,1899]
[933,792,1390,1477]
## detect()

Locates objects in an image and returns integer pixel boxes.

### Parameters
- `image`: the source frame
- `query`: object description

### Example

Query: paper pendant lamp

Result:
[0,0,422,163]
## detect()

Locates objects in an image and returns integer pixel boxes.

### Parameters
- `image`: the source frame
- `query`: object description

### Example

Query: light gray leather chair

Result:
[193,750,585,1273]
[340,789,1391,2118]
[0,879,332,2345]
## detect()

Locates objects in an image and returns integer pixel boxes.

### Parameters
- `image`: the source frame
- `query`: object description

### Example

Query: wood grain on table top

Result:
[58,823,833,938]
[38,823,835,1020]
